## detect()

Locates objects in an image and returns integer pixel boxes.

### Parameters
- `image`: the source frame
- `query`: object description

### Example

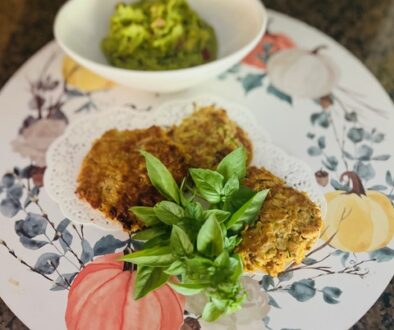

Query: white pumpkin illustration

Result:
[267,47,339,99]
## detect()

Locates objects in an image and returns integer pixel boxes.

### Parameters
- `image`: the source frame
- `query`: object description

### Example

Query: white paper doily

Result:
[44,96,326,231]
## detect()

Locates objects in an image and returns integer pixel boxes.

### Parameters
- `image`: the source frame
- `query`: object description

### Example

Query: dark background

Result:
[0,0,393,329]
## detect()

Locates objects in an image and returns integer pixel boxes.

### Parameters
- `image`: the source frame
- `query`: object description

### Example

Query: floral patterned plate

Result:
[0,10,393,330]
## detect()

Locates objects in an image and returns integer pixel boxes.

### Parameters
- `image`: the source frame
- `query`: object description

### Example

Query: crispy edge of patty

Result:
[238,166,323,276]
[76,126,189,232]
[169,105,253,169]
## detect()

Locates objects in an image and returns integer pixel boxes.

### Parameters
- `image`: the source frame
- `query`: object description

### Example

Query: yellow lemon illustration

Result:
[62,56,115,92]
[321,171,394,252]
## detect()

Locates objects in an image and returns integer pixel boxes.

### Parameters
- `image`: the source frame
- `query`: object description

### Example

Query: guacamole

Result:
[101,0,218,71]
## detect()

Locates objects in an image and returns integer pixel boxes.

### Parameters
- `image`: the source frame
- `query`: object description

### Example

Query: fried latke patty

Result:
[238,166,323,276]
[169,105,253,169]
[76,126,188,232]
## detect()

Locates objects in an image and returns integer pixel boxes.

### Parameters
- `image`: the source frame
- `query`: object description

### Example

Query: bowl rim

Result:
[54,0,267,76]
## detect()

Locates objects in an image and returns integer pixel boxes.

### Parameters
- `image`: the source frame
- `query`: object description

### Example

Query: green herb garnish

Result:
[122,147,269,322]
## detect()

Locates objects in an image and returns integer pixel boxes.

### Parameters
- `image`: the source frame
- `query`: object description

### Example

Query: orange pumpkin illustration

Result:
[243,32,296,69]
[321,171,394,252]
[65,253,185,330]
[62,56,115,92]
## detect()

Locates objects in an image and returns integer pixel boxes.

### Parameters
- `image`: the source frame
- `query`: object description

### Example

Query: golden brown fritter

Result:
[169,105,253,169]
[76,126,188,232]
[238,166,323,276]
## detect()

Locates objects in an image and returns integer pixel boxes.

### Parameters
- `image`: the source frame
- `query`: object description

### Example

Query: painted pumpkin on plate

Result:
[243,32,296,69]
[65,253,185,330]
[267,47,339,99]
[62,56,115,92]
[321,171,394,252]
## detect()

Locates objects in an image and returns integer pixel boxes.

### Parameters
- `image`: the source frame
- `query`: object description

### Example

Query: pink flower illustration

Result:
[11,119,67,166]
[243,32,296,70]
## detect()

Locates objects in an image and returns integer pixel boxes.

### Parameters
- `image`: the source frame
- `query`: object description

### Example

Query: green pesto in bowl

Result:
[101,0,218,71]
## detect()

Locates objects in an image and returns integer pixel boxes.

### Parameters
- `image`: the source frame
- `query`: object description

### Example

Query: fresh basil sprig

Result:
[197,215,224,257]
[189,168,224,204]
[121,246,175,267]
[123,147,269,322]
[140,150,180,203]
[217,146,247,180]
[134,265,168,299]
[154,201,184,225]
[171,225,194,257]
[129,206,160,226]
[225,189,269,233]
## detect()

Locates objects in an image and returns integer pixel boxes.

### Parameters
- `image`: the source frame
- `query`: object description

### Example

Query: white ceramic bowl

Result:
[54,0,267,93]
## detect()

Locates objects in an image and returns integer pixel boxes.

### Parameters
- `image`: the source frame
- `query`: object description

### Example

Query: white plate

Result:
[0,10,393,330]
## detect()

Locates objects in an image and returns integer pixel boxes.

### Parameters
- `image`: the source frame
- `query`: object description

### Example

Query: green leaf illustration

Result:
[241,73,266,94]
[267,84,292,105]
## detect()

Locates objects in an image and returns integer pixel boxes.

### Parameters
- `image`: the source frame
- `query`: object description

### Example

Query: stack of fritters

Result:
[76,105,323,276]
[76,105,249,232]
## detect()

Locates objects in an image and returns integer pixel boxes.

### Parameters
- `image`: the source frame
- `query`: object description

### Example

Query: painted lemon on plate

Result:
[62,56,115,92]
[322,171,394,252]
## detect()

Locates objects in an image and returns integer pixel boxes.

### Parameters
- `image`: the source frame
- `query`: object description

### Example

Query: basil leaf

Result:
[226,189,269,232]
[217,147,247,180]
[185,256,213,273]
[170,225,193,256]
[226,293,246,314]
[129,206,160,226]
[216,282,239,295]
[212,252,236,285]
[143,234,170,249]
[140,150,180,203]
[121,246,175,267]
[220,223,227,238]
[223,184,255,213]
[179,177,192,207]
[222,175,239,199]
[204,209,230,223]
[154,201,184,225]
[132,227,168,241]
[185,202,204,221]
[229,255,243,282]
[197,215,224,257]
[189,169,224,204]
[202,302,225,322]
[224,235,242,251]
[164,260,185,275]
[178,217,203,243]
[214,251,230,269]
[134,266,169,299]
[168,282,206,296]
[212,297,228,311]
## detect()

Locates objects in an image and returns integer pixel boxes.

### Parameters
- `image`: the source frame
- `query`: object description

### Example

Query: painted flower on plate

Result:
[243,32,296,69]
[11,119,67,166]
